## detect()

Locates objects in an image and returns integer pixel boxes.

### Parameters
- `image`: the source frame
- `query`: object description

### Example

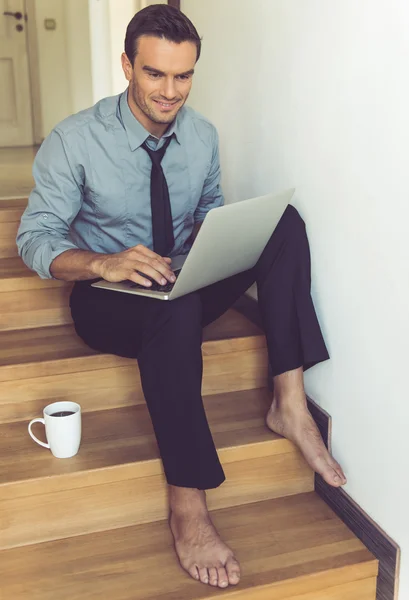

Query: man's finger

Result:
[134,263,170,286]
[128,271,153,287]
[133,256,175,282]
[130,244,169,265]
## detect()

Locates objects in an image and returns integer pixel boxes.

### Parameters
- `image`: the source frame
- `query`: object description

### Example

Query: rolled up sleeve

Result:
[194,127,224,223]
[16,130,83,279]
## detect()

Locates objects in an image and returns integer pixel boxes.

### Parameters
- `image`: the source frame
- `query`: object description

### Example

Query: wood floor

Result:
[0,154,378,599]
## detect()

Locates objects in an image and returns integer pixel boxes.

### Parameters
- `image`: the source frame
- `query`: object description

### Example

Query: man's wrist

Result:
[89,253,106,278]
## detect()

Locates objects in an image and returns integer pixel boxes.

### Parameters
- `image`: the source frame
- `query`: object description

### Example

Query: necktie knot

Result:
[142,135,173,166]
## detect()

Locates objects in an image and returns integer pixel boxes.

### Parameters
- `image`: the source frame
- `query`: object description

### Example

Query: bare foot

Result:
[169,487,241,588]
[266,397,347,487]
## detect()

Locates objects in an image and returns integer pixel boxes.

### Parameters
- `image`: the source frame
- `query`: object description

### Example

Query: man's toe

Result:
[217,567,229,588]
[188,565,200,581]
[335,463,347,483]
[226,556,241,585]
[323,466,344,487]
[208,567,218,586]
[198,567,209,584]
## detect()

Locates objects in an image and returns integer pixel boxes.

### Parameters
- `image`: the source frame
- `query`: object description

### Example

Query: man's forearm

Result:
[50,249,105,281]
[51,223,204,281]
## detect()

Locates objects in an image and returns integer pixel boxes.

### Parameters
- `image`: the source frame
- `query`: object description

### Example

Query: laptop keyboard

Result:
[128,270,180,293]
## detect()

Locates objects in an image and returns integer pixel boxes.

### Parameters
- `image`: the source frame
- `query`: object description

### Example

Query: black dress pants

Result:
[69,205,329,490]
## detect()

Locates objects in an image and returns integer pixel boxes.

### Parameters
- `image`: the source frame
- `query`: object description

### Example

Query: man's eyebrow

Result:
[143,66,165,76]
[177,69,195,77]
[143,66,195,77]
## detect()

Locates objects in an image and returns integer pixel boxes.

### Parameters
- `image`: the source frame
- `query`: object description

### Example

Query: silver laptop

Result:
[91,188,295,300]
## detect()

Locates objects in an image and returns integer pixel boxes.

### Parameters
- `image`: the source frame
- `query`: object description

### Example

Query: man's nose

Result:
[160,77,177,100]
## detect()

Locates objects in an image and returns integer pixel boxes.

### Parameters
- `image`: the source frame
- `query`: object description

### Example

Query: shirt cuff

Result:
[31,238,80,279]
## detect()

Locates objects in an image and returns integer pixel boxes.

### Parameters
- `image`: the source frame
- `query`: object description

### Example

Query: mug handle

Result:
[28,418,50,449]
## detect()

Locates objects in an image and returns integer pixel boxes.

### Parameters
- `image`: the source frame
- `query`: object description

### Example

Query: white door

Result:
[0,0,33,147]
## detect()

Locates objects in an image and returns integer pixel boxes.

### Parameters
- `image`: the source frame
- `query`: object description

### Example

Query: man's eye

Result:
[149,73,161,79]
[177,75,190,81]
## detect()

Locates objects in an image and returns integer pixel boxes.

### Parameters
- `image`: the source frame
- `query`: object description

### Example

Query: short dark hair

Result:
[125,4,201,66]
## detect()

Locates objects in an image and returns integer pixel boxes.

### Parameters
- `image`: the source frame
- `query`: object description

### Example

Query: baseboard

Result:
[311,397,400,600]
[234,294,400,600]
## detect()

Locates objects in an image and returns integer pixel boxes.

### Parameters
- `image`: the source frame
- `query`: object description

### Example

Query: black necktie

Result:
[141,135,174,257]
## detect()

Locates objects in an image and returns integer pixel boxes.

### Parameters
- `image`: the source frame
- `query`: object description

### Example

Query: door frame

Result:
[25,0,43,145]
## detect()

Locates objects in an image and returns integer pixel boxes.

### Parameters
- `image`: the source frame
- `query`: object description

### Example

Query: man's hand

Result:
[92,244,175,287]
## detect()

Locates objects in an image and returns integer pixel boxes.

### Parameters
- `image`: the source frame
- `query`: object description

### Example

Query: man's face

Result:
[122,35,197,129]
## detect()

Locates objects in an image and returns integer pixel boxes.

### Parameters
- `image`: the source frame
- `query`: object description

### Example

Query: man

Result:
[17,4,346,590]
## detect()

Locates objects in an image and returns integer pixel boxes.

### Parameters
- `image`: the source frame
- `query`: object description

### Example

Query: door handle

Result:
[3,11,23,20]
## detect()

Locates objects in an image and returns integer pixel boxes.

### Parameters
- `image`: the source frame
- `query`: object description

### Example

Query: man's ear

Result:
[121,52,133,82]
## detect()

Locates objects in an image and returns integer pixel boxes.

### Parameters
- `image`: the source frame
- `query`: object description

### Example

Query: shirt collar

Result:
[119,89,182,151]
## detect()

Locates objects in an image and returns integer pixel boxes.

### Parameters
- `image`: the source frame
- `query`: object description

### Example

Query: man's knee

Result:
[286,204,306,228]
[278,204,307,244]
[163,292,202,331]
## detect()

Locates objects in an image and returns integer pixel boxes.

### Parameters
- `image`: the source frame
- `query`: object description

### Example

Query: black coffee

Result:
[50,411,75,418]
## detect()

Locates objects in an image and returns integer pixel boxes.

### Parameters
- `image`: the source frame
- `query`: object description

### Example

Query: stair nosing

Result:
[0,435,298,499]
[0,328,266,383]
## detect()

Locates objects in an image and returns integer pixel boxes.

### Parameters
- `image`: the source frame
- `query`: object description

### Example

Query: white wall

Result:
[182,0,409,597]
[108,0,137,94]
[34,0,71,136]
[34,0,93,137]
[88,0,138,101]
[65,0,93,115]
[88,0,165,102]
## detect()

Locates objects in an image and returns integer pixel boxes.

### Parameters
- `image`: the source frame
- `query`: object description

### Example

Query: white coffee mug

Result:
[28,401,82,458]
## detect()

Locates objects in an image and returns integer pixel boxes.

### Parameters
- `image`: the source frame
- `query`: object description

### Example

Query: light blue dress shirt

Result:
[17,90,224,279]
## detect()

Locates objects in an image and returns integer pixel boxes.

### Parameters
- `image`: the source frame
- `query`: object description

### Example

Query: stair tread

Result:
[0,256,34,278]
[0,492,377,600]
[0,257,69,292]
[0,197,27,222]
[0,308,264,371]
[0,388,285,490]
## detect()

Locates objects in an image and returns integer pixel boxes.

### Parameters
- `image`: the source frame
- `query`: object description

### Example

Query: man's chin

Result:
[151,113,177,124]
[150,102,182,123]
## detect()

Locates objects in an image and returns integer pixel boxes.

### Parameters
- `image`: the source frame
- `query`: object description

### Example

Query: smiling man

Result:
[17,3,346,591]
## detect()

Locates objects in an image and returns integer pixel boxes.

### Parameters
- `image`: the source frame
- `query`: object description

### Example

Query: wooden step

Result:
[0,257,66,292]
[0,309,267,423]
[0,388,313,549]
[0,198,26,259]
[0,198,27,222]
[0,257,73,331]
[0,284,73,331]
[0,493,378,600]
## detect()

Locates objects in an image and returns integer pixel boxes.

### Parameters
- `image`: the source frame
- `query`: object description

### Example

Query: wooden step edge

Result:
[0,436,299,500]
[0,496,378,589]
[294,578,377,600]
[228,559,378,600]
[0,198,27,222]
[0,258,70,291]
[0,273,67,293]
[0,336,266,383]
[0,455,313,551]
[0,309,73,333]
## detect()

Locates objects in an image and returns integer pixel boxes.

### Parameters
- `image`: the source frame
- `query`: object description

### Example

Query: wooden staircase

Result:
[0,198,378,599]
